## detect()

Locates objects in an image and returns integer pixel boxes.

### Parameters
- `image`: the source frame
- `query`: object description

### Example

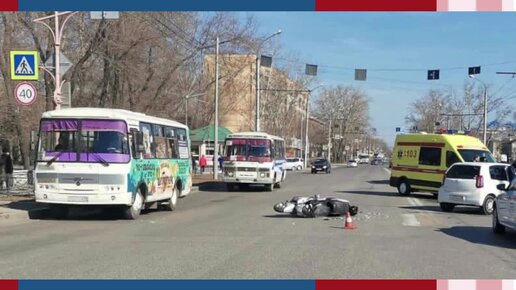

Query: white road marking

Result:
[402,214,421,227]
[407,197,424,207]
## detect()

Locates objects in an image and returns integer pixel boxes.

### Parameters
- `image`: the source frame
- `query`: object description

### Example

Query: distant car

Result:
[284,158,304,171]
[371,159,381,165]
[438,163,512,215]
[493,172,516,234]
[311,158,331,174]
[347,160,358,168]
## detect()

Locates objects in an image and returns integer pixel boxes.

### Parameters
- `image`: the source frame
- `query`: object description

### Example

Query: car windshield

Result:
[314,159,326,164]
[348,160,356,163]
[37,119,130,164]
[225,138,272,161]
[287,158,297,162]
[458,149,495,163]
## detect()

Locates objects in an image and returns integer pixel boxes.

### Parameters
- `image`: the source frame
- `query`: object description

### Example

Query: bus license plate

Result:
[68,196,88,202]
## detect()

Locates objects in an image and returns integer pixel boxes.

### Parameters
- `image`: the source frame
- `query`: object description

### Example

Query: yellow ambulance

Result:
[389,132,495,195]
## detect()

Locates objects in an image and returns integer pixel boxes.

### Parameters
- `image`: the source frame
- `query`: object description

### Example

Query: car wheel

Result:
[481,195,495,215]
[397,180,411,196]
[480,195,495,215]
[439,202,455,212]
[492,206,506,234]
[124,188,144,220]
[297,165,302,171]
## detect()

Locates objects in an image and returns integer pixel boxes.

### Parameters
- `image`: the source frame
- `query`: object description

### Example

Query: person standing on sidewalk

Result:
[1,149,13,190]
[199,155,207,174]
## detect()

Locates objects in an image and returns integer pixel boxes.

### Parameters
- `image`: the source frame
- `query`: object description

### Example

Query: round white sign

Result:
[15,82,37,106]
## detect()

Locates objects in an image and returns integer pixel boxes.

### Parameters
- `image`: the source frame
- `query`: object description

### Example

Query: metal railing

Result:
[0,170,35,195]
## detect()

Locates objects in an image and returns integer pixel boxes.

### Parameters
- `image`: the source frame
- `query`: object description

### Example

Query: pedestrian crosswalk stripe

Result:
[402,214,420,226]
[15,56,34,75]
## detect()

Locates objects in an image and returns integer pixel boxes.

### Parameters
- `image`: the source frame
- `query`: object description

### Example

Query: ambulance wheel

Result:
[397,180,411,196]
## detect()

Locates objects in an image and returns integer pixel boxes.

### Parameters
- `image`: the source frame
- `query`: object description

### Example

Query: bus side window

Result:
[165,127,178,159]
[139,123,153,159]
[168,138,178,159]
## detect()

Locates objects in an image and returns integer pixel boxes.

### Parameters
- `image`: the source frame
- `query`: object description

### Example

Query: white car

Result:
[284,158,304,171]
[438,162,511,215]
[347,160,358,168]
[493,176,516,234]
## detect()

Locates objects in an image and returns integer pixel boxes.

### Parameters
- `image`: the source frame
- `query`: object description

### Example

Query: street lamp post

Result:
[255,30,282,132]
[469,75,488,145]
[184,93,206,127]
[303,85,324,169]
[34,12,78,110]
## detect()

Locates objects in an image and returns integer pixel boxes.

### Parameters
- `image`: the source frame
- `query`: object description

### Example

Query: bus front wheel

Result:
[125,188,144,220]
[161,185,179,211]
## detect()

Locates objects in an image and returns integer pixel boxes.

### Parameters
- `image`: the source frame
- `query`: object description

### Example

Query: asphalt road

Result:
[1,165,515,279]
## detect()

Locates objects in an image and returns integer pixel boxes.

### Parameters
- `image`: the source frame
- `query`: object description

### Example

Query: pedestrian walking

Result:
[199,155,207,174]
[191,154,197,175]
[218,154,224,172]
[1,149,13,190]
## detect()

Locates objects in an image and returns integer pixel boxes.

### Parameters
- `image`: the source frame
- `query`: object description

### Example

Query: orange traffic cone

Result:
[344,212,356,230]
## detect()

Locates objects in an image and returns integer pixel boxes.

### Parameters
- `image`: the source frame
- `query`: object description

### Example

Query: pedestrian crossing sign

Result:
[10,51,39,81]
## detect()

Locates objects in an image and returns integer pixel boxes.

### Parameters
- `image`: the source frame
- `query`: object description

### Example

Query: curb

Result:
[1,184,207,224]
[0,205,48,224]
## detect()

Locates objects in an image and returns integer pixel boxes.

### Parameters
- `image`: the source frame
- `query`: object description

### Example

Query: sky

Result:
[233,12,516,147]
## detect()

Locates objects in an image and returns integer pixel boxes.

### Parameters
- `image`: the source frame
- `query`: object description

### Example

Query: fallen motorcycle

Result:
[273,195,358,218]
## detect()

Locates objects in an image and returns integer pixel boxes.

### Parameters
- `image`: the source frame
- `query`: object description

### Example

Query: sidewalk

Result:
[0,195,48,224]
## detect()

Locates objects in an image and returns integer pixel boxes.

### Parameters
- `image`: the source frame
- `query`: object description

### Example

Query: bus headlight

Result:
[260,173,265,178]
[228,172,234,177]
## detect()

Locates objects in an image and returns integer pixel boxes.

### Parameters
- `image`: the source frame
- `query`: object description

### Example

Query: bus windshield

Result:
[225,139,272,161]
[37,119,130,164]
[458,149,496,163]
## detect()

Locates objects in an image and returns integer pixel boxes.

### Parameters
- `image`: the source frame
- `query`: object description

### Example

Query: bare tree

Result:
[313,85,371,162]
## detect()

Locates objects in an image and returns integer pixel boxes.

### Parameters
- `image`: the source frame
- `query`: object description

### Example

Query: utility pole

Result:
[468,75,488,145]
[327,119,332,161]
[214,37,220,180]
[304,91,310,169]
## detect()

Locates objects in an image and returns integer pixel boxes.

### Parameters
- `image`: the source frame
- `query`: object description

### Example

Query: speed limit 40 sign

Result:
[14,82,37,106]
